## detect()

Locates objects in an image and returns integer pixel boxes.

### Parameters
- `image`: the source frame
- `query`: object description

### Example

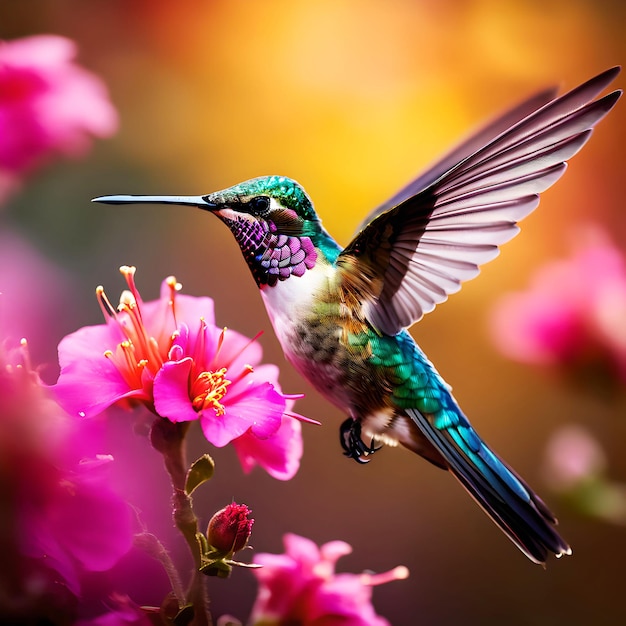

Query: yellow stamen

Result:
[97,268,174,390]
[230,364,254,384]
[96,285,117,319]
[165,275,182,328]
[104,342,146,389]
[192,367,231,416]
[360,566,410,586]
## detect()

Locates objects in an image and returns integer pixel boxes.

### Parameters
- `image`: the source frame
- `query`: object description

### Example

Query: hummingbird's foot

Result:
[339,417,382,464]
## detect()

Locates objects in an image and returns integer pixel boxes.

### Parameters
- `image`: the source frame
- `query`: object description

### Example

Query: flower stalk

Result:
[133,532,187,607]
[149,417,212,625]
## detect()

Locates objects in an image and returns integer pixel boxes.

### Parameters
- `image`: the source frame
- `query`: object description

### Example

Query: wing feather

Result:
[358,87,561,226]
[338,68,621,335]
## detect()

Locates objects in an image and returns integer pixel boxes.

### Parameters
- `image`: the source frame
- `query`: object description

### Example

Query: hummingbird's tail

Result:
[405,407,571,564]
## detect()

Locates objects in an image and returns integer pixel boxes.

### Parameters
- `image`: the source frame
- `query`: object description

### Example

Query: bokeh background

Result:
[2,1,625,624]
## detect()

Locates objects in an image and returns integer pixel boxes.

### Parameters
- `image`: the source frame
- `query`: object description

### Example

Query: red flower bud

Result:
[207,503,254,554]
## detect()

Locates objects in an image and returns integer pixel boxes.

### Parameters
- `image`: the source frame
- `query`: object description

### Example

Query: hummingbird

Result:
[95,67,621,565]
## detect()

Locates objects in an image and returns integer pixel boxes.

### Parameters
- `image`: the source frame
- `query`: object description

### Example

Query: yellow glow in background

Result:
[2,1,625,624]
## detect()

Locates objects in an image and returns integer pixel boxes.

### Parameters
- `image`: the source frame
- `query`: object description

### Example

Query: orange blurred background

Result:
[2,1,625,624]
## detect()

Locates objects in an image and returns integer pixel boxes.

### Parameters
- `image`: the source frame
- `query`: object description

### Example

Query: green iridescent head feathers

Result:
[208,175,318,222]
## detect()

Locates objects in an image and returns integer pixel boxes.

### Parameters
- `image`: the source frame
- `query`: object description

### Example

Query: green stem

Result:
[150,417,213,626]
[150,418,190,490]
[186,569,212,626]
[134,532,186,606]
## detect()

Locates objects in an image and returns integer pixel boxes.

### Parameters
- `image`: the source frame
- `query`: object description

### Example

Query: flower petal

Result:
[57,322,123,370]
[0,34,117,175]
[309,573,391,626]
[18,459,134,595]
[172,293,216,329]
[153,358,200,423]
[55,473,134,572]
[283,533,323,572]
[232,416,302,480]
[198,409,253,448]
[19,505,81,594]
[250,533,400,626]
[250,552,304,620]
[55,326,144,418]
[320,540,353,567]
[224,381,284,440]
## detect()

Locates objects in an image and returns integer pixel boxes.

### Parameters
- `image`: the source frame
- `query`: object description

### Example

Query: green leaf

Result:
[185,454,215,495]
[197,531,209,556]
[199,558,233,578]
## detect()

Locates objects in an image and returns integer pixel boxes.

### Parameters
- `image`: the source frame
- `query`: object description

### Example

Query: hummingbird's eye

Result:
[249,196,270,214]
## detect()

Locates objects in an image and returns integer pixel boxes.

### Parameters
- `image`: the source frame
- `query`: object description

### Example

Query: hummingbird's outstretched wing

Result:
[337,67,621,336]
[356,85,559,230]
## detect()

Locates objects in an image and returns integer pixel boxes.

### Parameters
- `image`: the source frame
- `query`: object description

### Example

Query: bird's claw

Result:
[340,417,382,464]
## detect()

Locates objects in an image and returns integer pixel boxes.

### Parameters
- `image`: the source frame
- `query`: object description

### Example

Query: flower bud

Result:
[207,503,253,555]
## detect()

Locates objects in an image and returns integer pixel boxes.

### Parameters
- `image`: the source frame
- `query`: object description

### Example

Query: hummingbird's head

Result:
[203,175,319,235]
[93,176,333,287]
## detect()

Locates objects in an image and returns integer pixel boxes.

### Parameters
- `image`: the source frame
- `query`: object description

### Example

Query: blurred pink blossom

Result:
[0,229,71,358]
[75,594,153,626]
[18,455,134,595]
[490,228,626,384]
[250,533,408,626]
[54,266,309,480]
[0,34,117,201]
[0,338,133,620]
[543,425,626,525]
[543,425,607,491]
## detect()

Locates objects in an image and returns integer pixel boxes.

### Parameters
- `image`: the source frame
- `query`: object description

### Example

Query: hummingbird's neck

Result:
[220,215,340,287]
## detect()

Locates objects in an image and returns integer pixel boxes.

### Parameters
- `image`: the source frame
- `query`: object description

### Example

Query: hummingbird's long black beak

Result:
[91,194,218,210]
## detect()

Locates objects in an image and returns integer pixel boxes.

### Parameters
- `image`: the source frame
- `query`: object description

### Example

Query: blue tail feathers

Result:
[406,406,571,564]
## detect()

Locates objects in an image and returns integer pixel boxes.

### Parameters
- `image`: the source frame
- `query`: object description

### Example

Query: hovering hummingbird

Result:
[95,67,621,564]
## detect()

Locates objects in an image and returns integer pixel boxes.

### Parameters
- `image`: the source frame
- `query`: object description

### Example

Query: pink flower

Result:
[18,455,134,595]
[0,35,117,200]
[0,338,133,618]
[152,322,287,447]
[489,228,626,384]
[0,229,72,356]
[543,425,606,491]
[542,426,626,524]
[54,266,309,479]
[250,533,409,626]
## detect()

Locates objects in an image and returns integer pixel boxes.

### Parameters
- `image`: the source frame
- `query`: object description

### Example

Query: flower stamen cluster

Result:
[97,266,175,386]
[192,367,231,415]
